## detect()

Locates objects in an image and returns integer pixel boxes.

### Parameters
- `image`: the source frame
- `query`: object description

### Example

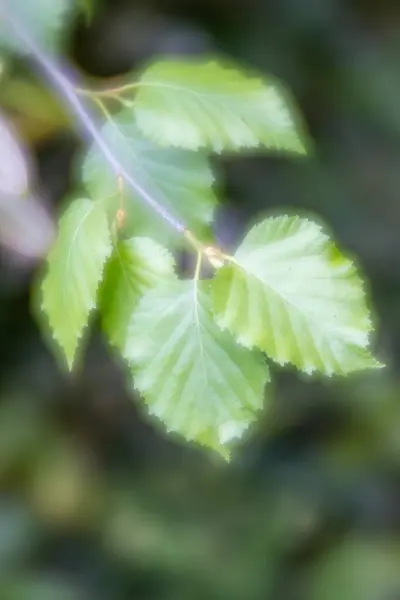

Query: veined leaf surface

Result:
[212,215,382,376]
[39,198,111,369]
[83,111,217,245]
[100,237,177,351]
[125,280,269,456]
[134,59,307,153]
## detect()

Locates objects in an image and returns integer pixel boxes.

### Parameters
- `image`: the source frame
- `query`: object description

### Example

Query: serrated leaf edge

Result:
[41,201,112,370]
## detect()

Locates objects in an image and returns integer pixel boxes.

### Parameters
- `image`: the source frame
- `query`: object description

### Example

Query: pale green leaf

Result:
[125,280,269,455]
[83,110,217,244]
[100,237,177,351]
[212,215,382,376]
[39,198,112,369]
[0,0,74,55]
[133,59,307,153]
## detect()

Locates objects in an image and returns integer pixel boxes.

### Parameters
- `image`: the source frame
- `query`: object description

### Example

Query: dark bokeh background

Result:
[1,0,400,598]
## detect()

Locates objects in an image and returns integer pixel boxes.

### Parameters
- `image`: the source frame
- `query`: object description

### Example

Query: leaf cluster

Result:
[1,0,383,457]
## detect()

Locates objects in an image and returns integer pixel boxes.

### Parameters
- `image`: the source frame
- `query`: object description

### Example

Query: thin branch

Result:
[76,82,139,99]
[3,8,185,234]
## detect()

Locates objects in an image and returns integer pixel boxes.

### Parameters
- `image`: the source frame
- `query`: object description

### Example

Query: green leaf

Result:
[212,215,382,376]
[125,280,269,456]
[39,198,112,369]
[0,0,74,55]
[133,59,307,153]
[100,237,177,351]
[83,110,217,245]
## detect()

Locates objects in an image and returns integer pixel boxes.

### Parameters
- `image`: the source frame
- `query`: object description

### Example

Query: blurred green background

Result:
[1,0,400,598]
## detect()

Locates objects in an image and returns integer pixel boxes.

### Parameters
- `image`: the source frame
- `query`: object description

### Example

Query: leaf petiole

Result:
[75,82,140,100]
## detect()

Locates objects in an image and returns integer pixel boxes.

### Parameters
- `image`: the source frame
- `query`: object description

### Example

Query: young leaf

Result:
[39,198,112,369]
[212,215,382,376]
[100,237,177,351]
[133,59,307,154]
[83,111,217,244]
[125,280,269,456]
[0,0,74,54]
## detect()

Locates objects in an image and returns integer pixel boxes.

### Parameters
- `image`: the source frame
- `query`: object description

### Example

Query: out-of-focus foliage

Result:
[77,0,95,24]
[0,74,70,141]
[0,0,400,598]
[0,0,74,55]
[125,280,269,455]
[310,537,400,600]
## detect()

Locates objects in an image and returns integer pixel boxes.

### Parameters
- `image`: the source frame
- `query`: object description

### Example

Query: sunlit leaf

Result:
[0,77,70,143]
[39,198,112,369]
[125,280,269,456]
[133,59,307,153]
[100,237,177,351]
[83,111,217,245]
[212,215,382,376]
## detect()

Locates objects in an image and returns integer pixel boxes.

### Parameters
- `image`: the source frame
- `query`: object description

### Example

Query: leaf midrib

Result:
[60,201,95,332]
